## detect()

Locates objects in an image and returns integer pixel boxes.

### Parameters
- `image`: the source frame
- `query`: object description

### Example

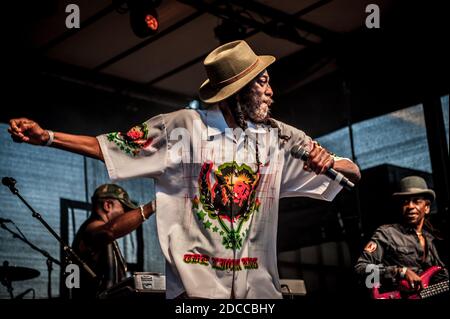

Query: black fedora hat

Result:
[392,176,435,202]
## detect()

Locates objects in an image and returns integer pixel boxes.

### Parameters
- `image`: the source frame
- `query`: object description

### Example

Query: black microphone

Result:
[290,145,355,190]
[2,177,16,187]
[0,217,13,223]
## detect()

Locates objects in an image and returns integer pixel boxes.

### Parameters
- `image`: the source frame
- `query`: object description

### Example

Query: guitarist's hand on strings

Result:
[404,268,424,291]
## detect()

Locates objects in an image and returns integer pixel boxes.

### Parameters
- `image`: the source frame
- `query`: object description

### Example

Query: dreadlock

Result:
[422,199,444,240]
[263,117,291,144]
[424,219,443,240]
[227,95,260,168]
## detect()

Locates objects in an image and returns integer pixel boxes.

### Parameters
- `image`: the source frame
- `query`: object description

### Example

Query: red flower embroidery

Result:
[126,127,144,140]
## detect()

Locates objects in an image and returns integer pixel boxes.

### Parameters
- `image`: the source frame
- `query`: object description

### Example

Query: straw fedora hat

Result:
[199,40,276,104]
[392,176,435,202]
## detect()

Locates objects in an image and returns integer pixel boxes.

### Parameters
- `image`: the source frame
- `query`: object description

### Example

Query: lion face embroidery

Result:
[193,161,261,250]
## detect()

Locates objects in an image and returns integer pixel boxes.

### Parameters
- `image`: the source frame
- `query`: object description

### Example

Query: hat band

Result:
[404,187,428,193]
[211,58,260,89]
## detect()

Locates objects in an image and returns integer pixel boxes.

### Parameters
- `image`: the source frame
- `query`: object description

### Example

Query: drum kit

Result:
[0,261,40,299]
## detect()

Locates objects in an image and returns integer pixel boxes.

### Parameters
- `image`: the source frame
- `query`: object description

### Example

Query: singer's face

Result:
[238,70,274,123]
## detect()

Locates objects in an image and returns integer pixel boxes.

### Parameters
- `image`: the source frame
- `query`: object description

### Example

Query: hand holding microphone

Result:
[301,142,334,175]
[291,143,355,190]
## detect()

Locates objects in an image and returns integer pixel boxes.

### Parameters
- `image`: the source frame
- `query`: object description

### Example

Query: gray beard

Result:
[240,98,272,123]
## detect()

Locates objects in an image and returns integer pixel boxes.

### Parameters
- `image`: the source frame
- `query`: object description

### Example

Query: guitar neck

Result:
[420,280,449,299]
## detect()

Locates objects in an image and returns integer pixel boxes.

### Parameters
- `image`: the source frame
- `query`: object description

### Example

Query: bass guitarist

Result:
[354,176,448,299]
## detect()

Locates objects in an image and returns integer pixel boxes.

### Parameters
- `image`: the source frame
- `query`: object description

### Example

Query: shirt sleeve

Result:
[97,114,168,181]
[354,228,399,285]
[279,125,342,200]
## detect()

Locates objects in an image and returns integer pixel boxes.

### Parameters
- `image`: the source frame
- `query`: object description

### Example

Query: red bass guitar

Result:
[372,266,449,299]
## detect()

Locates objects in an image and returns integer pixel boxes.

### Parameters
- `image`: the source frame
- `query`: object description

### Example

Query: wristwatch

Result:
[399,266,408,278]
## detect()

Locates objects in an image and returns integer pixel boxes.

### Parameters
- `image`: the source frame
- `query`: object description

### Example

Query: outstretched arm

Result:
[83,201,156,249]
[8,118,104,161]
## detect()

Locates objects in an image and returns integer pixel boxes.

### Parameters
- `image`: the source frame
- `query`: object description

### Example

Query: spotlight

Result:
[128,0,161,38]
[187,100,200,110]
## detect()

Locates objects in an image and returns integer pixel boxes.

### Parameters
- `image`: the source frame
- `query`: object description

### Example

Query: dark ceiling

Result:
[1,0,448,137]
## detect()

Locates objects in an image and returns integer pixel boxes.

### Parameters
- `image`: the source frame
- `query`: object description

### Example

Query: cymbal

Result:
[0,265,40,281]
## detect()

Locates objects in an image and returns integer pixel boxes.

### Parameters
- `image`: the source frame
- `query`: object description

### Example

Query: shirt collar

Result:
[200,104,269,138]
[398,223,434,239]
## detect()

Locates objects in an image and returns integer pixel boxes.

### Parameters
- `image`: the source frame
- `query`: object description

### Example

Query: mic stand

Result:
[47,258,53,298]
[0,261,15,299]
[3,182,97,282]
[0,220,61,298]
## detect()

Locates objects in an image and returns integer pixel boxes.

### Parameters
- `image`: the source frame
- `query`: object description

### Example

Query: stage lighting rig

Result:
[127,0,162,38]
